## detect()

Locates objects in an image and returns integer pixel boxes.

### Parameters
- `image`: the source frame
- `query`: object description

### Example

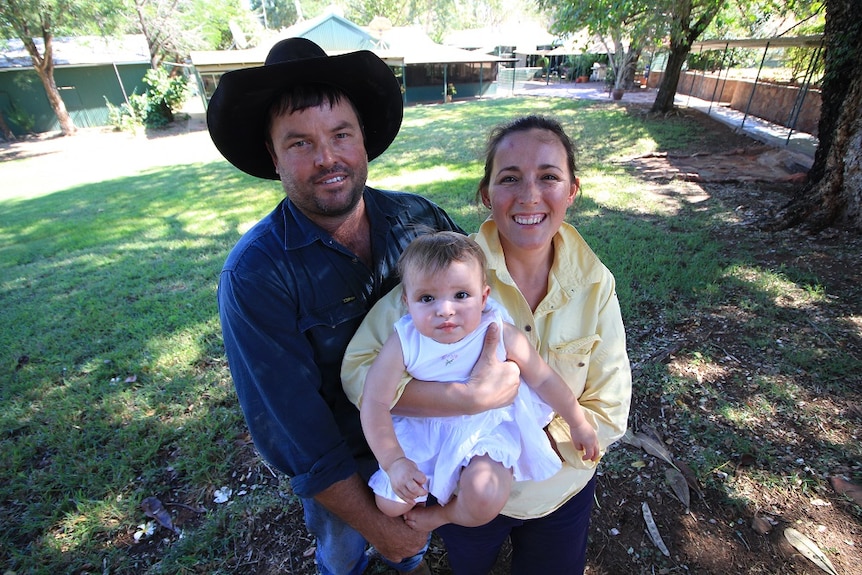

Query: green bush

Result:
[141,68,189,128]
[105,93,147,133]
[105,69,189,132]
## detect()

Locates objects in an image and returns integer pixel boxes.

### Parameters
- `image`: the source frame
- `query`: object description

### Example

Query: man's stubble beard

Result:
[281,162,368,219]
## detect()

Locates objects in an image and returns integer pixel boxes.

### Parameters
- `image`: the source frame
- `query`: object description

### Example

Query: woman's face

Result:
[481,128,578,256]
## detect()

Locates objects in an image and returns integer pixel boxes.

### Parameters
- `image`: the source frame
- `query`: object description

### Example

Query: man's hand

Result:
[393,322,522,418]
[465,322,521,413]
[314,474,429,563]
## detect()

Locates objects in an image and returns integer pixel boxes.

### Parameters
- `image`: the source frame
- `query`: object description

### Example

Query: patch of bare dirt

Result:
[627,146,813,184]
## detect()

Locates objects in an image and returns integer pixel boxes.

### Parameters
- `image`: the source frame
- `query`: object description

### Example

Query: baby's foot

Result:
[404,505,448,531]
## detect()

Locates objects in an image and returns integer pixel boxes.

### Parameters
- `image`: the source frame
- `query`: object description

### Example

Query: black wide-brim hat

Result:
[207,37,403,180]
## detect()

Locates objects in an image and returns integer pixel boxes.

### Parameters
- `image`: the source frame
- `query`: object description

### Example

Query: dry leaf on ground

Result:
[665,468,691,511]
[141,496,179,534]
[830,476,862,506]
[642,502,671,557]
[784,528,840,575]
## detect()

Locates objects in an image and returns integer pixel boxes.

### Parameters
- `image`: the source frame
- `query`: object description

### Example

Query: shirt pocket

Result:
[298,296,369,374]
[545,334,601,397]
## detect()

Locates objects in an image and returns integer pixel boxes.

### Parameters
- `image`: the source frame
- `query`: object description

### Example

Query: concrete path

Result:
[516,80,818,159]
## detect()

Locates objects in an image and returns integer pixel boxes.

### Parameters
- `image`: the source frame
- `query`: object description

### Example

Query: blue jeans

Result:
[302,497,429,574]
[435,475,597,574]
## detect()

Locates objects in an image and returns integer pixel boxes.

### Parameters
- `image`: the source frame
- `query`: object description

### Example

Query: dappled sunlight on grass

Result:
[579,170,648,212]
[724,264,828,309]
[722,397,775,427]
[369,164,469,191]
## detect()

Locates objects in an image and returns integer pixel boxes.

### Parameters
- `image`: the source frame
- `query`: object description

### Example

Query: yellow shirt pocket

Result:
[546,334,601,397]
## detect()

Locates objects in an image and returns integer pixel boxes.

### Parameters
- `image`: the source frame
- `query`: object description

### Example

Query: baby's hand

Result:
[571,421,600,462]
[387,457,428,503]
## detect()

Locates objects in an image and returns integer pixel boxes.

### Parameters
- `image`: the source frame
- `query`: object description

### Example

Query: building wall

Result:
[0,63,149,135]
[648,71,821,136]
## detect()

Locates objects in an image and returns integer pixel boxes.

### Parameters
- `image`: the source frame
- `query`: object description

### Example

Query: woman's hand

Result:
[465,322,521,413]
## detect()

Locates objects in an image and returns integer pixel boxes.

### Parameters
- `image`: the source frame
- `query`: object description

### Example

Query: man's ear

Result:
[266,142,278,176]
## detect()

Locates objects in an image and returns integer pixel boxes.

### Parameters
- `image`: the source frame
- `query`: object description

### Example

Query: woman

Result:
[343,115,632,573]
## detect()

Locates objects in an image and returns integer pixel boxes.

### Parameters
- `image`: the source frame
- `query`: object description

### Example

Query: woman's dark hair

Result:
[476,115,578,204]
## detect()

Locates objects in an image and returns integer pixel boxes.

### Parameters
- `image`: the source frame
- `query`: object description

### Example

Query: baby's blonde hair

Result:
[398,231,487,287]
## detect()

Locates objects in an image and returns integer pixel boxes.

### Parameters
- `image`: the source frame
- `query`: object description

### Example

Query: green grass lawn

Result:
[2,97,858,574]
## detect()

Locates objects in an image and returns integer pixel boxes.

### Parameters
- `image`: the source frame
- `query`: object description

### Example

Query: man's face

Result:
[267,99,369,224]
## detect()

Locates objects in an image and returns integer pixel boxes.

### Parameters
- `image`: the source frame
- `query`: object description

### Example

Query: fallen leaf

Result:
[784,528,839,575]
[134,521,156,541]
[214,486,232,504]
[141,496,179,534]
[642,502,670,557]
[665,467,691,511]
[631,460,647,469]
[639,423,665,444]
[830,476,862,506]
[752,515,773,535]
[621,428,643,448]
[636,433,678,470]
[673,459,705,501]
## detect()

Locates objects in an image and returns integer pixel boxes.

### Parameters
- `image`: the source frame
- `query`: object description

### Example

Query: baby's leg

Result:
[376,494,415,518]
[404,455,513,531]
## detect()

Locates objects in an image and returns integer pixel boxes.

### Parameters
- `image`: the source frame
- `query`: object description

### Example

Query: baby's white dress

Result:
[368,298,561,505]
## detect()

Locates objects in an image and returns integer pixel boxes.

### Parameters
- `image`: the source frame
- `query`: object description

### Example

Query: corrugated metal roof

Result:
[444,22,558,51]
[691,35,823,51]
[0,35,150,70]
[190,19,509,72]
[281,10,377,51]
[378,26,507,64]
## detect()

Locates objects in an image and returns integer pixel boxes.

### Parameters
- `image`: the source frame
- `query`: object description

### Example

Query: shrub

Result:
[105,93,148,133]
[141,68,190,129]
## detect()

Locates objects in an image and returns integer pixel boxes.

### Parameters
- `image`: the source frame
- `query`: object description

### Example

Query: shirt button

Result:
[525,325,532,332]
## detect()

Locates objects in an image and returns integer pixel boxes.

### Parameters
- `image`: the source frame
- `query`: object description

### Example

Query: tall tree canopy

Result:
[344,0,527,42]
[769,0,862,230]
[538,0,660,92]
[1,0,126,136]
[130,0,255,67]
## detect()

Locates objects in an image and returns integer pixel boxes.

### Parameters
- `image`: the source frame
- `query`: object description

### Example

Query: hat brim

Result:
[207,50,403,180]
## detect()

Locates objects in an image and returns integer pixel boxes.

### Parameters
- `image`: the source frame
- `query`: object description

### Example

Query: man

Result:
[208,37,502,575]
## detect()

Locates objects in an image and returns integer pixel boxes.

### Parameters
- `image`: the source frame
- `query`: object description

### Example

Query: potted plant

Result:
[445,83,457,103]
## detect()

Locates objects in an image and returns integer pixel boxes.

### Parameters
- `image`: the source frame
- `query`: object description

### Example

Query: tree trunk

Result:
[767,0,862,231]
[0,110,15,141]
[22,33,77,136]
[34,67,77,136]
[649,0,722,114]
[651,45,689,113]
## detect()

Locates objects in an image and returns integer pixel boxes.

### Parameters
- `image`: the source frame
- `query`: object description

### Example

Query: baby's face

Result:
[402,260,489,344]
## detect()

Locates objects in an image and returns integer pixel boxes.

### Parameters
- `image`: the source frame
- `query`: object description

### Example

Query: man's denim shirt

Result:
[218,187,462,498]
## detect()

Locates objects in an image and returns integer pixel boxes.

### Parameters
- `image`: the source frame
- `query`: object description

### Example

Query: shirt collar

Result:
[475,218,606,304]
[279,187,406,251]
